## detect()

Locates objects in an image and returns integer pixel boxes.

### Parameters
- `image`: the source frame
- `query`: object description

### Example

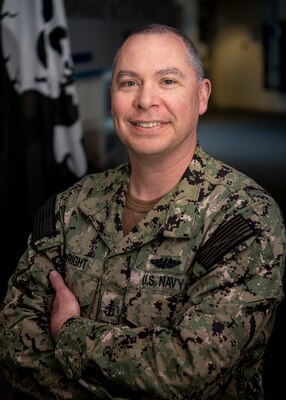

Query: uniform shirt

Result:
[0,144,285,400]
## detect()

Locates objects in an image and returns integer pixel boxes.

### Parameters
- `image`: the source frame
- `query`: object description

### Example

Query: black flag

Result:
[0,0,87,299]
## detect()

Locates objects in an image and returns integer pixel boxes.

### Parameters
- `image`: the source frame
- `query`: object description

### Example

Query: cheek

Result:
[174,91,198,111]
[111,97,128,140]
[173,96,199,125]
[111,93,130,116]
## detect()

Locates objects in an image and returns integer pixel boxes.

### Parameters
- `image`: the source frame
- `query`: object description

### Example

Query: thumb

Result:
[49,270,65,291]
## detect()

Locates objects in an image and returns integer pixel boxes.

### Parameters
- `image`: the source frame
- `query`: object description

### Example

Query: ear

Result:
[199,79,211,116]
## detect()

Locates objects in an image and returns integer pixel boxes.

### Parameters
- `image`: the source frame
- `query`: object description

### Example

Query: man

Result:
[0,23,285,400]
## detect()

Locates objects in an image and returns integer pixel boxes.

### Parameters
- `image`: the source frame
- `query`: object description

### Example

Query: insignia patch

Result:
[150,257,181,269]
[99,291,123,323]
[31,194,57,242]
[130,271,188,292]
[196,214,256,269]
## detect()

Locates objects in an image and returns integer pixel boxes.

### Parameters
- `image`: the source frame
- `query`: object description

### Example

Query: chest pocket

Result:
[64,253,103,318]
[122,248,191,328]
[125,272,189,327]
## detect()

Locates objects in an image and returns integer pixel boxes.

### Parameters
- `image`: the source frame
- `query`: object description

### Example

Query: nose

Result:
[134,83,159,110]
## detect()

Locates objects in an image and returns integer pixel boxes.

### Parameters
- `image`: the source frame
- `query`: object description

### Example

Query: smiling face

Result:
[111,32,211,163]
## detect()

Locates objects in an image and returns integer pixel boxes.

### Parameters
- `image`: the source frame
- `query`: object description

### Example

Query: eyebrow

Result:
[116,67,185,80]
[155,67,185,78]
[116,70,139,80]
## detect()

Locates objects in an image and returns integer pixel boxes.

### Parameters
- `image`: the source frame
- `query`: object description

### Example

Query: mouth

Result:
[133,121,164,128]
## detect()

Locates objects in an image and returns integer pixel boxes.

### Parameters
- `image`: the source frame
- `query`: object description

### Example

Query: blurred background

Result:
[0,0,285,399]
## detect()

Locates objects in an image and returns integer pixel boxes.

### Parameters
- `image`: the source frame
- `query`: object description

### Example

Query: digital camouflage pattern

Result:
[0,144,285,399]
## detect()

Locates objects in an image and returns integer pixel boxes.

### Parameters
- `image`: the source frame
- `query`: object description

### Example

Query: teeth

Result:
[136,122,161,128]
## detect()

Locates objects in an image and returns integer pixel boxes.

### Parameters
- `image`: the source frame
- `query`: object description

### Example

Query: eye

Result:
[162,78,176,85]
[121,80,137,87]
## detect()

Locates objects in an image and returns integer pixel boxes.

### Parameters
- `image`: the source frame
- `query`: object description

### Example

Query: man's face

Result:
[111,32,211,161]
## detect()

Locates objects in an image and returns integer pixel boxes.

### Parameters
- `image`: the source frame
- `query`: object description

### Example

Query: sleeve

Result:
[54,204,286,399]
[0,195,111,399]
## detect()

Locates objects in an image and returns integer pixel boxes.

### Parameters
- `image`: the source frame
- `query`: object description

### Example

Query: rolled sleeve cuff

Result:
[55,317,94,381]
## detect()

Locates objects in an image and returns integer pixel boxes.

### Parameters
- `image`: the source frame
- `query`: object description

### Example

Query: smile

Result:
[135,121,162,128]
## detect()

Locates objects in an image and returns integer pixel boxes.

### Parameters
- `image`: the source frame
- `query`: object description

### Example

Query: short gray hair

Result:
[112,23,205,83]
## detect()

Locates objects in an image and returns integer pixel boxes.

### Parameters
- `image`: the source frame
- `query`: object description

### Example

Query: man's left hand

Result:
[49,270,80,341]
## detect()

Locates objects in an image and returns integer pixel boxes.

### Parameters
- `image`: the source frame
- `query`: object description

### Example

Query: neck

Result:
[128,139,197,201]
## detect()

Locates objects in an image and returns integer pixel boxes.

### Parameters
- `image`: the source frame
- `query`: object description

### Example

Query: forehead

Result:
[114,32,191,73]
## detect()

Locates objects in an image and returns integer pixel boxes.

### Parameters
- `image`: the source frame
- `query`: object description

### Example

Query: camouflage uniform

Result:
[0,144,285,399]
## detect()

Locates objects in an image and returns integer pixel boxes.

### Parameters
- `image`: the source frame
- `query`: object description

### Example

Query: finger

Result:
[49,270,66,291]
